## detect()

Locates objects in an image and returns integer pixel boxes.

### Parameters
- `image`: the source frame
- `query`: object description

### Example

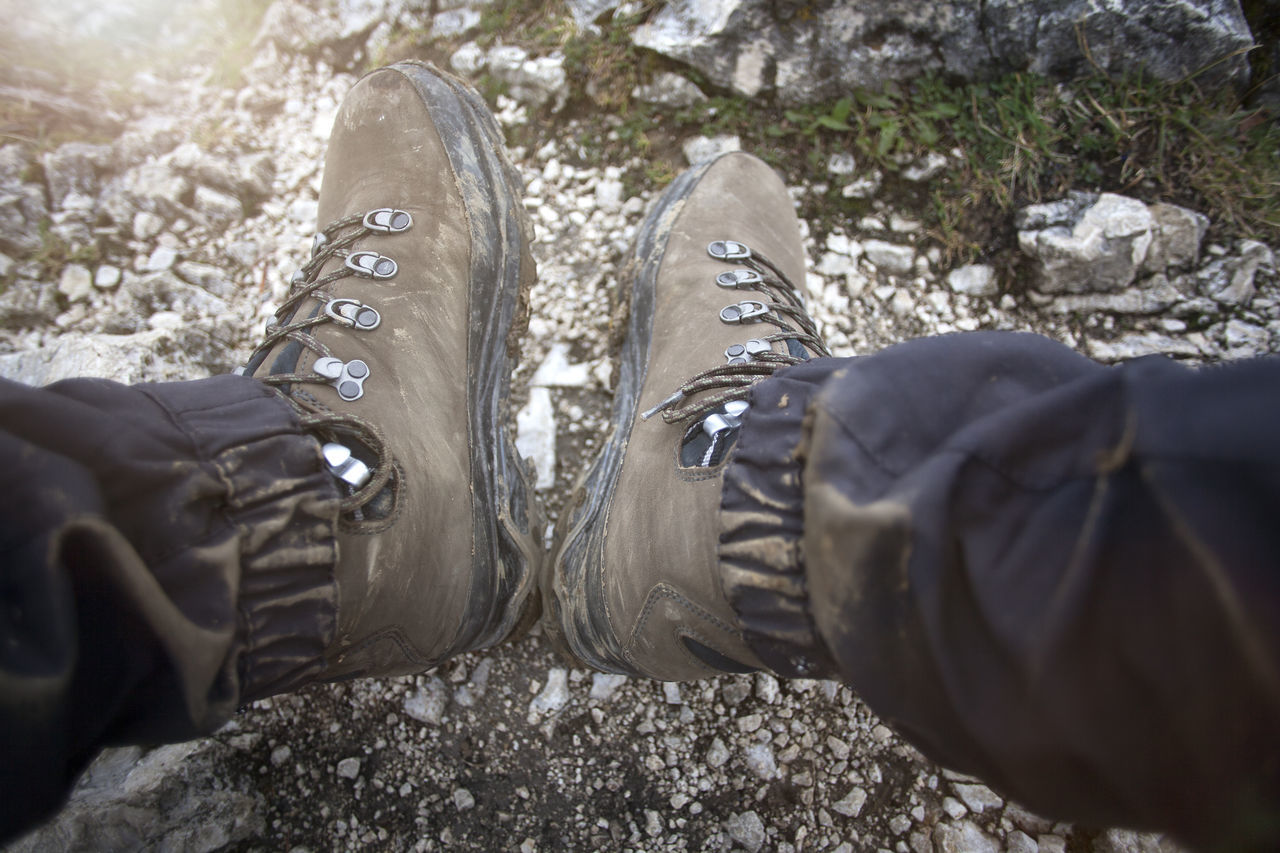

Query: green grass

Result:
[559,69,1280,263]
[29,219,101,281]
[467,0,1277,262]
[6,0,1276,271]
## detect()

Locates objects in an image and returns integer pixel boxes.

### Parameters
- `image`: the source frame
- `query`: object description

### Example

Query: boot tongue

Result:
[241,304,320,381]
[786,337,811,360]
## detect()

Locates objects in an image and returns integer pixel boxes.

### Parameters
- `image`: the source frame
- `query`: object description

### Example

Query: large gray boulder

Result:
[1016,192,1212,294]
[6,742,264,853]
[1017,193,1157,293]
[632,0,1253,103]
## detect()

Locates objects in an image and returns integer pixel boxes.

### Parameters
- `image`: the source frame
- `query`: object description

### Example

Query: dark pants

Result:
[724,332,1280,851]
[0,374,338,840]
[2,332,1278,848]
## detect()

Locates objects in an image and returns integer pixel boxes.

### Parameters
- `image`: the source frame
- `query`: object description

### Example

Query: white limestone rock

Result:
[682,134,742,165]
[862,239,915,275]
[1018,193,1154,293]
[1144,202,1209,272]
[632,72,708,108]
[947,264,997,297]
[450,41,488,77]
[515,386,556,490]
[487,45,569,111]
[58,264,94,302]
[94,265,122,290]
[433,7,481,38]
[194,185,244,227]
[832,787,867,817]
[631,0,1250,105]
[724,810,766,853]
[404,677,449,725]
[826,152,857,175]
[530,667,570,716]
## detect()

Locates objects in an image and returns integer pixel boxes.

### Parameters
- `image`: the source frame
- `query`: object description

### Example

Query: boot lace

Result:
[238,207,412,514]
[641,240,830,467]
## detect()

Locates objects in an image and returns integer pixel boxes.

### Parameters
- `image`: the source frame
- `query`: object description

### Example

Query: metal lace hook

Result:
[324,297,381,331]
[345,251,398,280]
[708,240,752,261]
[719,300,769,323]
[363,208,413,233]
[716,269,763,288]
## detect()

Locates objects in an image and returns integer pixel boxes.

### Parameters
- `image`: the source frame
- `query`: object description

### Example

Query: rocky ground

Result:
[2,1,1277,851]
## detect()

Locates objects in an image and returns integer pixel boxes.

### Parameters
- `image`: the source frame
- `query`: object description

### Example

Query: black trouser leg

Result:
[0,374,339,841]
[723,332,1280,850]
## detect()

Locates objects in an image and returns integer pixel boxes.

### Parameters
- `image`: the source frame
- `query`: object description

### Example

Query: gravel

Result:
[3,1,1272,851]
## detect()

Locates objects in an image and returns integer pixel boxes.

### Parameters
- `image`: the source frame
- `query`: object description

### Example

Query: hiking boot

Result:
[543,152,830,681]
[236,62,540,682]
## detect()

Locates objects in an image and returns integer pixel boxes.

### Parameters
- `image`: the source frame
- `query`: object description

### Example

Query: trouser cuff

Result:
[718,357,848,678]
[139,374,340,703]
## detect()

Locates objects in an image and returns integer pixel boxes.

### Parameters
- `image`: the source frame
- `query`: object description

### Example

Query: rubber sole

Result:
[393,61,543,657]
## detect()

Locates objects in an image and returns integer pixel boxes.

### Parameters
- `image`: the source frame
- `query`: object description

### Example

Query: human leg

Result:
[728,331,1280,849]
[0,61,541,839]
[544,152,1280,849]
[0,372,337,838]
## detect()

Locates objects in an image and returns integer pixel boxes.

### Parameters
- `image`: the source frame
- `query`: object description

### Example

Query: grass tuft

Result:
[5,0,1275,271]
[574,71,1280,262]
[471,1,1278,261]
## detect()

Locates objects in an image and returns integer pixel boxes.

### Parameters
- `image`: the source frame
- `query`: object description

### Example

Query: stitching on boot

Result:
[335,623,432,670]
[628,582,740,655]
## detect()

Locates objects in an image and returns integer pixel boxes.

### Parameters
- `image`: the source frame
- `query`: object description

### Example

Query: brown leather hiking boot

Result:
[237,62,540,682]
[543,152,830,681]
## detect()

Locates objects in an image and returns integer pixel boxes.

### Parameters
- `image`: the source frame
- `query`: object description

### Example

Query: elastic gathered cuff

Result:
[142,374,340,704]
[718,358,845,678]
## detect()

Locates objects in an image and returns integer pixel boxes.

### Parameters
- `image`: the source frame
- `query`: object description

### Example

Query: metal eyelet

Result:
[314,356,370,401]
[311,232,328,256]
[725,343,748,362]
[364,208,413,233]
[324,297,381,331]
[345,251,398,279]
[716,269,763,288]
[702,412,735,438]
[719,300,768,323]
[708,240,752,261]
[701,400,752,437]
[725,339,772,363]
[322,442,372,488]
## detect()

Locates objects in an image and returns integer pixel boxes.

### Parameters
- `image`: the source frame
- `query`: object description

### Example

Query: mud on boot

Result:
[237,62,541,685]
[544,152,830,681]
